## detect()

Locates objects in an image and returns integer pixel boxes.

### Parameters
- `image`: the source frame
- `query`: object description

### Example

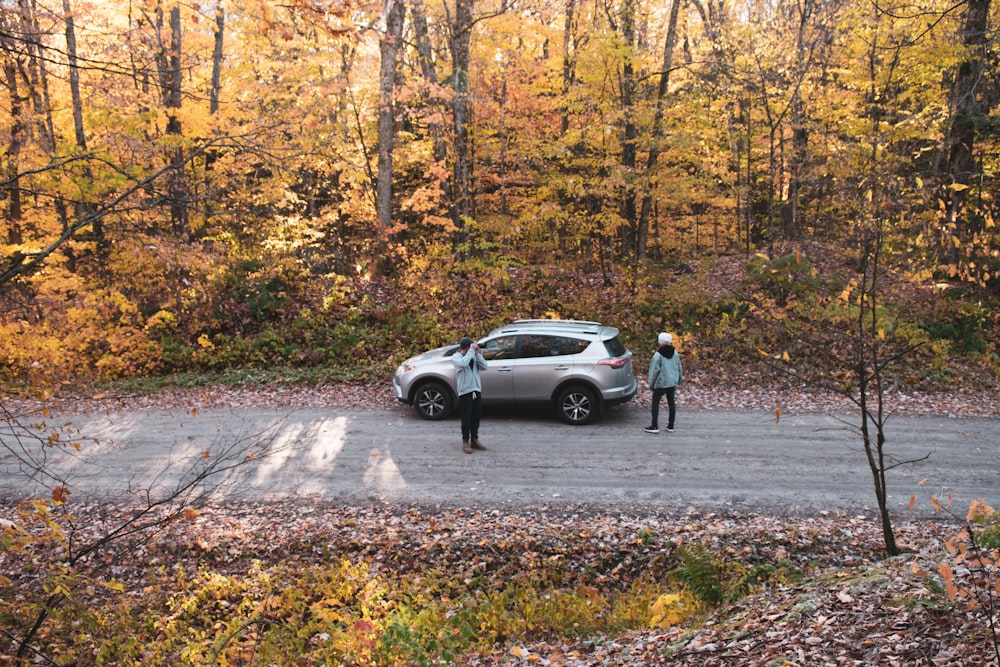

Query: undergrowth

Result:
[3,250,999,395]
[1,507,805,666]
[3,500,997,666]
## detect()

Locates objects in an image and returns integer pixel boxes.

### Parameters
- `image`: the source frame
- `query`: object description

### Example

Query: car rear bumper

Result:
[602,379,638,407]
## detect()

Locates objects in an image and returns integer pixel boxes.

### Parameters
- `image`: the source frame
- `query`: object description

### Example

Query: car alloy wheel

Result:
[415,381,453,420]
[556,386,597,425]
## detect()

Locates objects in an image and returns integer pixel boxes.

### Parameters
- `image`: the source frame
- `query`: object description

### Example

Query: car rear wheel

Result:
[556,385,598,425]
[414,381,453,420]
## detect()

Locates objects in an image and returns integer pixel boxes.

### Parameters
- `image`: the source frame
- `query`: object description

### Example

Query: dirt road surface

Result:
[4,402,996,516]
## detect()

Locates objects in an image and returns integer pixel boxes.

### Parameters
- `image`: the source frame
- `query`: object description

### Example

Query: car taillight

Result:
[599,357,628,368]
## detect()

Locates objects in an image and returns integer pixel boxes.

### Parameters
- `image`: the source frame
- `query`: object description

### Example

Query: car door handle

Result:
[553,366,570,371]
[496,367,513,372]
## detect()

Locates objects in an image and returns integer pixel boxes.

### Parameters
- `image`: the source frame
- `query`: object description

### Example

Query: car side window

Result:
[519,335,550,358]
[519,335,588,358]
[481,335,517,360]
[557,336,590,355]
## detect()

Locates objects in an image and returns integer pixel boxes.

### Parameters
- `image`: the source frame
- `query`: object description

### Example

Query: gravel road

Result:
[4,401,997,516]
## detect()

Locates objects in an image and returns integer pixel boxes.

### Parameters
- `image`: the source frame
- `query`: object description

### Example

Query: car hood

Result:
[402,344,458,366]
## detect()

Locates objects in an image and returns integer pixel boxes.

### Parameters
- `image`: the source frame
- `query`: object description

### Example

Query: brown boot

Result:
[463,439,472,454]
[471,438,488,451]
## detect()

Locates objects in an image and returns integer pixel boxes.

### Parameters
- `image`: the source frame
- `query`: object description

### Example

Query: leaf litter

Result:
[7,376,999,417]
[2,500,996,665]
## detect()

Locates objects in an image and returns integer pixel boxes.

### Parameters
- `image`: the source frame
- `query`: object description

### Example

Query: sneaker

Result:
[666,427,674,432]
[643,426,660,433]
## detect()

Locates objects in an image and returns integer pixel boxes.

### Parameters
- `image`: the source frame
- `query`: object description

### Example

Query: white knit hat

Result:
[658,332,672,345]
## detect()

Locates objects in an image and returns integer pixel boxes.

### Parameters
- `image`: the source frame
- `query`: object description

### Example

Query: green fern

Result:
[730,560,803,601]
[673,546,725,607]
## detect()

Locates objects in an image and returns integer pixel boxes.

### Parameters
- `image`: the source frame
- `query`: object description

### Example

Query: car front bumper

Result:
[392,376,410,404]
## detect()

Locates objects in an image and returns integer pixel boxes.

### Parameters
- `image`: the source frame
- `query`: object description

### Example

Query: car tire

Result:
[413,381,453,420]
[556,385,598,425]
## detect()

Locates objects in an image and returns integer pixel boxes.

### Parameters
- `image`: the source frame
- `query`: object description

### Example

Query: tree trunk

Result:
[945,0,992,238]
[449,0,474,257]
[2,58,24,244]
[786,112,806,238]
[12,1,66,254]
[411,0,448,163]
[19,0,55,149]
[153,4,187,235]
[162,5,188,235]
[497,74,509,214]
[62,0,103,253]
[62,0,86,150]
[618,0,639,261]
[0,5,25,245]
[856,229,899,556]
[560,0,577,136]
[412,0,437,83]
[376,0,404,271]
[210,6,224,116]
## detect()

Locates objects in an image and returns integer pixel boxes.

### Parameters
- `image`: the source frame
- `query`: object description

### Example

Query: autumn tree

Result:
[375,0,405,271]
[939,0,1000,289]
[436,0,512,257]
[153,2,188,234]
[0,1,377,382]
[636,0,683,260]
[753,0,967,556]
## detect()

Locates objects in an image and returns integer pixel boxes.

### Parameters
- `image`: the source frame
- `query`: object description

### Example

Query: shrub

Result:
[920,297,991,355]
[745,251,824,306]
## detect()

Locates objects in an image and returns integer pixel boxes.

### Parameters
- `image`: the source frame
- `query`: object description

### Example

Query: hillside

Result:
[2,494,997,665]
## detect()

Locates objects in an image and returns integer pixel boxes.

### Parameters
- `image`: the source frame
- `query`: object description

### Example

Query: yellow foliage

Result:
[649,590,699,628]
[145,310,178,333]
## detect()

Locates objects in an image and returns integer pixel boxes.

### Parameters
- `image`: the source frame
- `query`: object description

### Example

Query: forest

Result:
[2,1,1000,663]
[1,0,999,392]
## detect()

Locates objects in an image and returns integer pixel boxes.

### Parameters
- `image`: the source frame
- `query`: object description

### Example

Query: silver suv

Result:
[393,320,637,425]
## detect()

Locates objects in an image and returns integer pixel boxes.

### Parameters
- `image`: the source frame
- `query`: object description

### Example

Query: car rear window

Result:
[603,336,627,357]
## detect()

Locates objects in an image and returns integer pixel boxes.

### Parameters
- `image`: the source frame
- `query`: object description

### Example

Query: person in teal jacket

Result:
[645,332,683,433]
[452,337,489,453]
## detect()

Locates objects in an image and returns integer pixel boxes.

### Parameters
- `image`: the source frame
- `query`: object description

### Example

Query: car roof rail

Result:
[504,320,604,333]
[487,319,616,337]
[511,319,601,327]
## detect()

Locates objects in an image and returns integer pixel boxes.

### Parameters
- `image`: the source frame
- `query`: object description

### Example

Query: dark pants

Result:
[651,386,676,429]
[458,391,481,441]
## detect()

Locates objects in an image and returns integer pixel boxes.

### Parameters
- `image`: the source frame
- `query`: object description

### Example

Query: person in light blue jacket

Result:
[452,337,489,453]
[645,332,683,434]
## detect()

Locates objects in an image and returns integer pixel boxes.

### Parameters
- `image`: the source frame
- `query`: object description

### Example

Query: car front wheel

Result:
[556,385,598,425]
[413,381,453,420]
